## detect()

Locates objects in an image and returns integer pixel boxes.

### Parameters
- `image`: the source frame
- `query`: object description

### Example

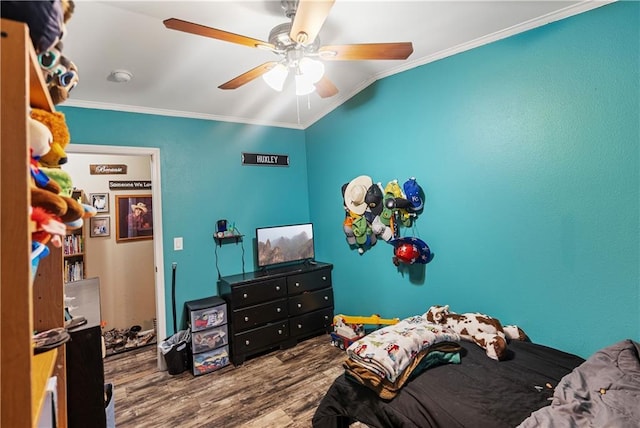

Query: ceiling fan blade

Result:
[218,62,279,90]
[164,18,275,50]
[315,76,338,98]
[289,0,335,46]
[319,42,414,60]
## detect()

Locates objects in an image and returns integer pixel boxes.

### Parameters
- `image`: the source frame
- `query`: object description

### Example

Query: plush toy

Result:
[1,0,75,53]
[38,41,79,105]
[28,114,54,159]
[47,54,79,105]
[1,0,64,54]
[28,110,84,242]
[31,108,70,166]
[42,167,97,228]
[425,305,529,361]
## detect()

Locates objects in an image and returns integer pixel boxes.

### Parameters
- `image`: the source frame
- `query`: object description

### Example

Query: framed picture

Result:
[115,194,153,242]
[90,216,110,237]
[90,192,109,213]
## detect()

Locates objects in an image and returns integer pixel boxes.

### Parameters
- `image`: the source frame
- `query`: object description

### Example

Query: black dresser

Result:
[218,262,333,365]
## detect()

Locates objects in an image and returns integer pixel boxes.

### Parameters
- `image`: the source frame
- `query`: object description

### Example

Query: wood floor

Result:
[103,333,364,427]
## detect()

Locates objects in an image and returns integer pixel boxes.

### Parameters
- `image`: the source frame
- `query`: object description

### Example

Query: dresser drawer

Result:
[290,308,333,337]
[234,321,289,354]
[231,278,287,308]
[232,299,287,331]
[288,287,333,316]
[287,268,332,295]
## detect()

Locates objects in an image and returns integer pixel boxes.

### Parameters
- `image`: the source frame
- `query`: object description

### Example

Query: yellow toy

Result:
[330,314,400,350]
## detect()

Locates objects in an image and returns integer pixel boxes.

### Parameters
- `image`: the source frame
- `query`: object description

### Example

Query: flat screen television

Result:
[256,223,315,268]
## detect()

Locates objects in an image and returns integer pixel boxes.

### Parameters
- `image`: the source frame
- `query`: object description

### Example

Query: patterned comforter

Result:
[345,315,460,383]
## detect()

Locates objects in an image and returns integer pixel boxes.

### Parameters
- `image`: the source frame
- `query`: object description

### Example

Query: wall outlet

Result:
[173,237,183,251]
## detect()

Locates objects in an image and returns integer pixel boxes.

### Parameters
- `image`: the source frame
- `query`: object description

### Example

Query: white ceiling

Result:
[61,1,610,129]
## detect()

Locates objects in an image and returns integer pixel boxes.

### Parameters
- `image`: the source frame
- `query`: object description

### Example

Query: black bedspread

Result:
[312,340,585,428]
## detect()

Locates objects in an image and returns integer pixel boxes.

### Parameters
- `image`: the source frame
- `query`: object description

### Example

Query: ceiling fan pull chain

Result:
[296,95,301,125]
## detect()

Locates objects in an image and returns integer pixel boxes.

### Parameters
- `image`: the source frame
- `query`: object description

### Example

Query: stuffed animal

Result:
[425,305,529,361]
[38,41,79,105]
[42,167,96,229]
[47,54,79,105]
[31,108,70,166]
[28,110,84,246]
[1,0,75,54]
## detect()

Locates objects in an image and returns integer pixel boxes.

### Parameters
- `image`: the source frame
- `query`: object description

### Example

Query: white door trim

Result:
[67,143,166,367]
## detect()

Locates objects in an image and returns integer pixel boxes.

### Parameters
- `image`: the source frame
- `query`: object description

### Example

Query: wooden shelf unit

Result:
[1,18,67,427]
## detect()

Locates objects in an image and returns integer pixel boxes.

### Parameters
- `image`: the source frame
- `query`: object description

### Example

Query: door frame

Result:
[67,144,166,367]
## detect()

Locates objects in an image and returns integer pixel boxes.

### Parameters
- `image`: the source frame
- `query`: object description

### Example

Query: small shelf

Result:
[64,252,85,258]
[213,234,243,247]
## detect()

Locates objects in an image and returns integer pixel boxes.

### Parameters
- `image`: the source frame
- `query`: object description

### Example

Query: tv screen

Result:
[256,223,315,268]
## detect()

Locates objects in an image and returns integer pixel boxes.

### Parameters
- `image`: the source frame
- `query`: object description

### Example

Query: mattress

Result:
[312,340,585,428]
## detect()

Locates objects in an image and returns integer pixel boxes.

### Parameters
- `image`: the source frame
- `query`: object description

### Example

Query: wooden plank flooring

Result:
[103,333,365,427]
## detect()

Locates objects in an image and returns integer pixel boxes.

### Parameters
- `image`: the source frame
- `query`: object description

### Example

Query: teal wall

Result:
[307,1,639,358]
[60,109,308,329]
[61,1,639,357]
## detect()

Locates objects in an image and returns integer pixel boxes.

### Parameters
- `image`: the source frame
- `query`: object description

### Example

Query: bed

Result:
[312,338,640,428]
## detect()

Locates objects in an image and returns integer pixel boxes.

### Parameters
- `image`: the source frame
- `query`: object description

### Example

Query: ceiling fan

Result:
[163,0,413,98]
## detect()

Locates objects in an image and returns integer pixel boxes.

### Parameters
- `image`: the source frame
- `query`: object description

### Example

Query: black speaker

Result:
[66,324,107,428]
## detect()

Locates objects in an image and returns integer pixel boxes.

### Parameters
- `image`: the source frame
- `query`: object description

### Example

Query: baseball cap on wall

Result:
[403,177,424,212]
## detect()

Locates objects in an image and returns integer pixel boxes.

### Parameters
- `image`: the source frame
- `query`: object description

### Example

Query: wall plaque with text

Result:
[90,164,128,174]
[108,180,152,190]
[241,152,289,167]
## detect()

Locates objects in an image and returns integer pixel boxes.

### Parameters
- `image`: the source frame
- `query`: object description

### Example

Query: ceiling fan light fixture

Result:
[295,31,309,45]
[263,63,289,92]
[295,72,315,96]
[318,50,337,59]
[298,57,324,83]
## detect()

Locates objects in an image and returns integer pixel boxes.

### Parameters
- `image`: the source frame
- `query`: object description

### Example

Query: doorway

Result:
[67,144,166,368]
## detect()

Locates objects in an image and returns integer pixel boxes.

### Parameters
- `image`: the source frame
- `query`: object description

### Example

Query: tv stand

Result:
[218,262,333,366]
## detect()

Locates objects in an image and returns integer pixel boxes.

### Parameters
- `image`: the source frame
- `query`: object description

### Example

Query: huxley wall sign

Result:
[241,152,289,167]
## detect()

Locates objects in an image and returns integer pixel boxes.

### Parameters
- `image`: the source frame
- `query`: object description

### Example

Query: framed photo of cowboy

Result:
[115,194,153,242]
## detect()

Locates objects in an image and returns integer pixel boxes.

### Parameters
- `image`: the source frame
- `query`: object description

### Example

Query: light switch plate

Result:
[174,237,183,251]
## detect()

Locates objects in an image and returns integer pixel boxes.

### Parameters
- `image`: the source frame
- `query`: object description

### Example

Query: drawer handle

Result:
[276,307,281,312]
[297,303,302,308]
[243,293,248,299]
[297,324,302,329]
[245,340,250,345]
[278,329,283,335]
[244,316,249,322]
[276,285,280,291]
[322,276,326,281]
[324,296,328,300]
[324,315,329,320]
[295,282,300,287]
